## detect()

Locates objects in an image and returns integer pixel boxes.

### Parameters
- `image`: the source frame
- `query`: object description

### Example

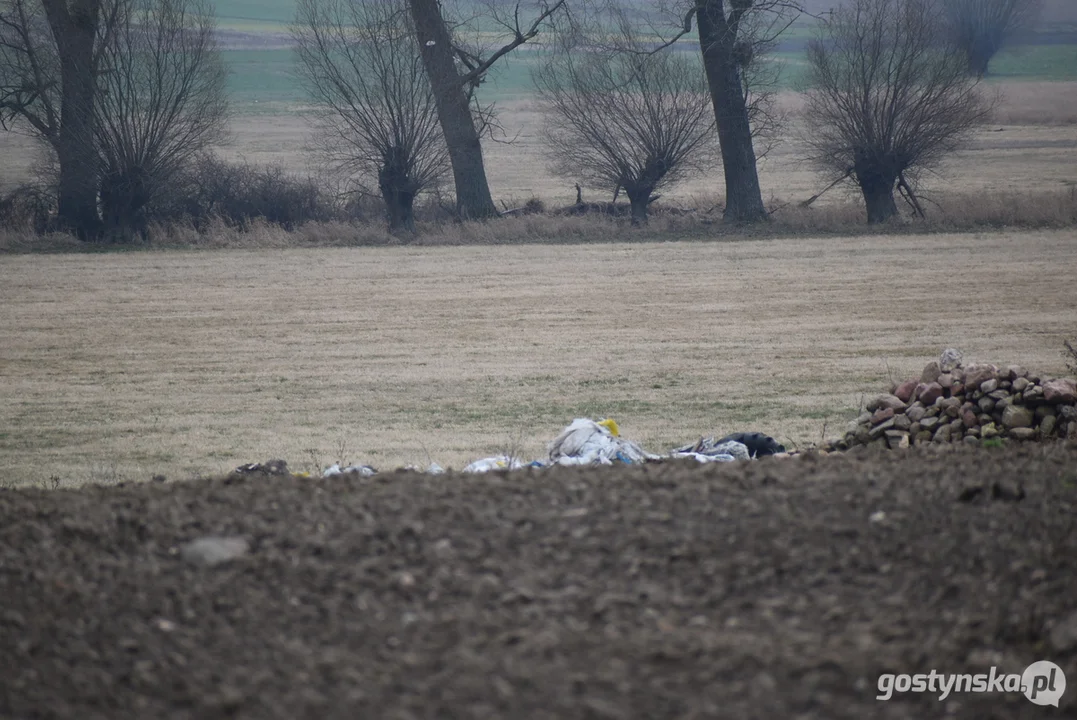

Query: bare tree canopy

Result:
[942,0,1042,77]
[96,0,228,236]
[293,0,447,233]
[803,0,991,223]
[408,0,567,220]
[1,0,227,239]
[534,9,717,224]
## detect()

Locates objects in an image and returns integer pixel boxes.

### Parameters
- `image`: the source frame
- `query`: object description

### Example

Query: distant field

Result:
[220,42,1077,116]
[2,230,1076,486]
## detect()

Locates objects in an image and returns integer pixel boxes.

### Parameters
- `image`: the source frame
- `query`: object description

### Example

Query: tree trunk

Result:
[379,147,418,234]
[408,0,498,221]
[966,43,992,77]
[42,0,102,239]
[624,186,651,226]
[857,169,898,224]
[697,1,767,224]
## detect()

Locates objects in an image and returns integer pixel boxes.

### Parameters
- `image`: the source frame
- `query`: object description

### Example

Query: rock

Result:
[951,382,965,396]
[906,404,927,423]
[857,411,872,424]
[869,418,896,437]
[978,413,992,425]
[933,425,952,443]
[962,409,979,428]
[893,414,912,431]
[977,397,996,413]
[1043,379,1077,404]
[868,394,907,412]
[966,426,981,438]
[916,382,944,406]
[920,416,940,430]
[981,422,999,439]
[1001,405,1034,429]
[1006,365,1028,380]
[1040,415,1057,437]
[988,389,1010,401]
[963,364,998,389]
[1069,422,1077,441]
[1009,427,1035,440]
[924,405,940,418]
[1023,385,1045,402]
[871,407,896,425]
[964,435,980,446]
[999,380,1011,390]
[915,431,933,445]
[885,430,910,449]
[940,397,961,417]
[894,380,918,403]
[909,421,921,436]
[1035,406,1055,420]
[846,420,861,435]
[937,373,953,389]
[939,348,963,372]
[996,396,1013,412]
[180,537,249,568]
[980,378,999,393]
[921,361,941,384]
[1061,405,1077,421]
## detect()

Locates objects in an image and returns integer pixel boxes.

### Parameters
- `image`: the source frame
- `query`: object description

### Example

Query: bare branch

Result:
[457,0,567,88]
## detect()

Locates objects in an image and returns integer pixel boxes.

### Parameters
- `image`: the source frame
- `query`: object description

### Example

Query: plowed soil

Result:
[3,445,1077,719]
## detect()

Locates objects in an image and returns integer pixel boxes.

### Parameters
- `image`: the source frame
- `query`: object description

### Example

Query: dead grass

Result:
[2,230,1076,487]
[990,81,1077,126]
[4,186,1073,254]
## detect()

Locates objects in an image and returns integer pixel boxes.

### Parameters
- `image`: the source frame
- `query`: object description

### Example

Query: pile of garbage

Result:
[242,418,786,480]
[838,348,1077,451]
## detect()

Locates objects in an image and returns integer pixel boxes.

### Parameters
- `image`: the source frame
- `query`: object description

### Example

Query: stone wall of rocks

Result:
[839,350,1077,451]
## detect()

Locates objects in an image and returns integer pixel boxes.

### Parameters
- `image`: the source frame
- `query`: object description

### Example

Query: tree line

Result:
[0,0,1042,239]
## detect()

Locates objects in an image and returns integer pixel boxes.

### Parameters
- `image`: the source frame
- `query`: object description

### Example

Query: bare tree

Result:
[293,0,446,233]
[1,0,226,239]
[803,0,991,223]
[648,0,802,223]
[0,0,106,237]
[95,0,227,236]
[408,0,567,220]
[942,0,1041,77]
[534,12,717,224]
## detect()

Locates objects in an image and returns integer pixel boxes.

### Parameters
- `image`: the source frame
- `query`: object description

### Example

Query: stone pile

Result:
[841,349,1077,450]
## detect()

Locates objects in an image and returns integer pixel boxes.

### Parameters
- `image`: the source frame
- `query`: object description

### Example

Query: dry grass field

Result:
[2,230,1075,486]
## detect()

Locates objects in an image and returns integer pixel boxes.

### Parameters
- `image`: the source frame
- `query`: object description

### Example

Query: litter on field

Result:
[548,418,662,466]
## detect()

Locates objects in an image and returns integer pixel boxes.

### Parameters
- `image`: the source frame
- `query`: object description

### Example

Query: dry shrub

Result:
[147,154,343,230]
[2,187,1074,253]
[0,184,55,233]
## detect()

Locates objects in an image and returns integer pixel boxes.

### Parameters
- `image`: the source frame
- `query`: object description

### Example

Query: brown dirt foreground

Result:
[3,446,1077,720]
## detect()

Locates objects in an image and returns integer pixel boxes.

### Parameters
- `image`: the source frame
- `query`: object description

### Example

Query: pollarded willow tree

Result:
[0,0,228,238]
[293,0,448,232]
[533,9,718,224]
[803,0,991,224]
[95,0,228,236]
[942,0,1041,77]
